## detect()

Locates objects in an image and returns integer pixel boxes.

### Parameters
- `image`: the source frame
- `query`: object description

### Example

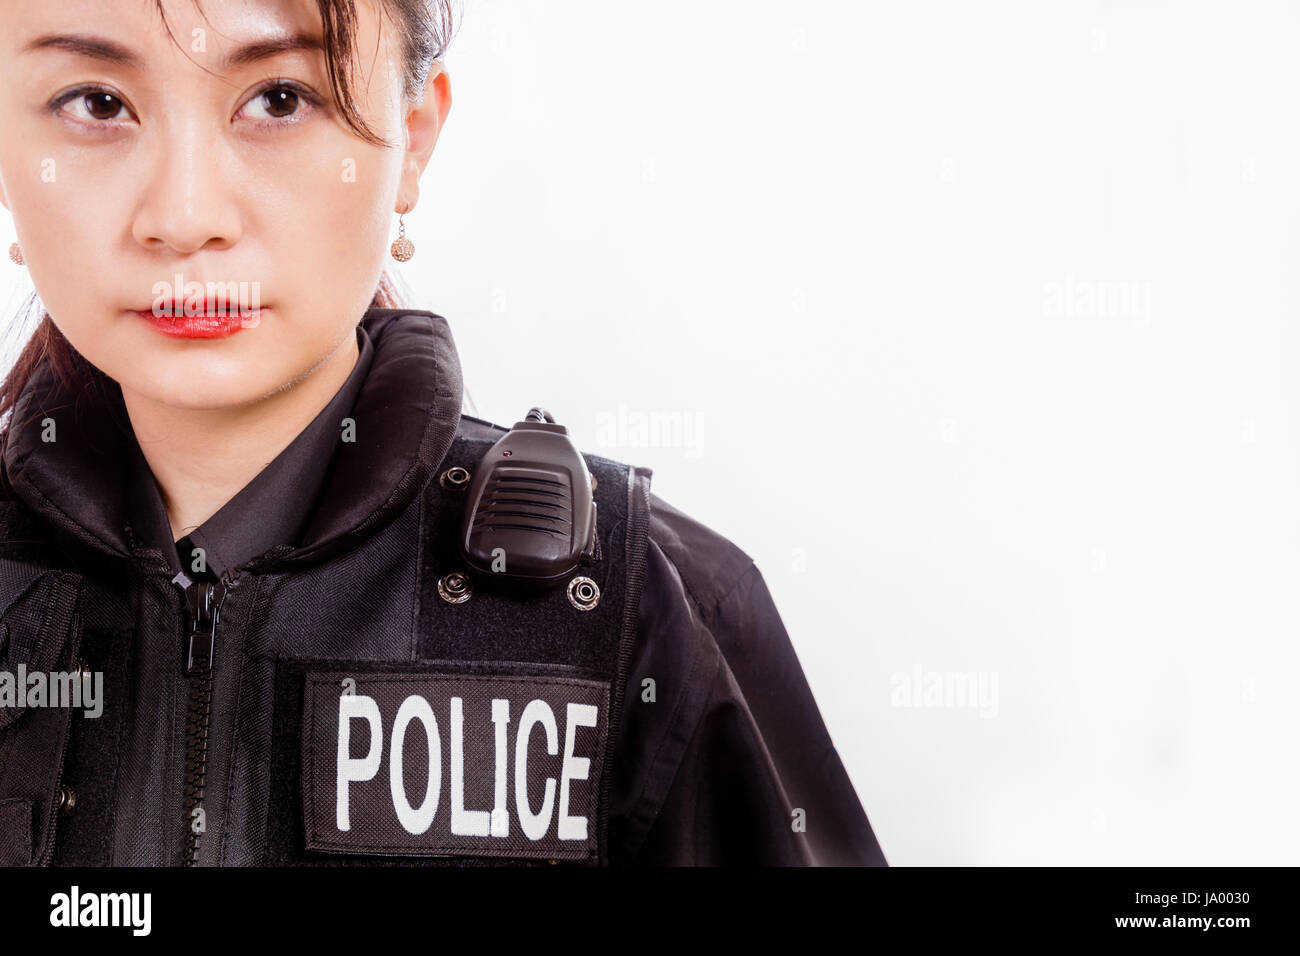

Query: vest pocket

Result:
[0,568,84,865]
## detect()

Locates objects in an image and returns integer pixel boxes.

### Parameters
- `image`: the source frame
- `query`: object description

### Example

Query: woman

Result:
[0,0,886,866]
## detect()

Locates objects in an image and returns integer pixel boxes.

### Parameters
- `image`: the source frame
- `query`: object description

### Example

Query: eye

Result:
[238,81,320,126]
[81,91,126,121]
[49,85,137,126]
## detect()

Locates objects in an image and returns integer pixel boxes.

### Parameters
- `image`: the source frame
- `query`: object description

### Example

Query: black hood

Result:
[0,308,464,574]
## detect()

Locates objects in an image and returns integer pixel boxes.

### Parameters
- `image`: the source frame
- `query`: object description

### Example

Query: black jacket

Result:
[0,307,887,866]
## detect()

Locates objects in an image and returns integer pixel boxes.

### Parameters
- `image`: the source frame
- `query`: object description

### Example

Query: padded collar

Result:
[1,308,464,574]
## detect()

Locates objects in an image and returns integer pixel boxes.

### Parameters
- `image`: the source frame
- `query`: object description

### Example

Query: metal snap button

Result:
[438,571,473,604]
[57,785,76,814]
[567,576,600,611]
[439,466,472,490]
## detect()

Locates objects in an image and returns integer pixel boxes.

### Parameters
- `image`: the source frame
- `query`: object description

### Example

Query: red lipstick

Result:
[131,308,265,339]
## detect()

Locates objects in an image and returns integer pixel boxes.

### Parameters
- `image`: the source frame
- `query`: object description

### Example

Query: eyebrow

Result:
[21,31,325,72]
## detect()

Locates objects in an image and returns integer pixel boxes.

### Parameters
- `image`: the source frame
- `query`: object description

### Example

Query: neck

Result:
[121,332,360,543]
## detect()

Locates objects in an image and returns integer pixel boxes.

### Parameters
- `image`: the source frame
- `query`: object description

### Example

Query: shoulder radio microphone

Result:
[458,408,598,587]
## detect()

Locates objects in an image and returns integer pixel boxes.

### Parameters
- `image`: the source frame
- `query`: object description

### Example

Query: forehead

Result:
[7,0,394,77]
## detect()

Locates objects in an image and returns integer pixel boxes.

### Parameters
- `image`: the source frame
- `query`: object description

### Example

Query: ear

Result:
[396,62,452,213]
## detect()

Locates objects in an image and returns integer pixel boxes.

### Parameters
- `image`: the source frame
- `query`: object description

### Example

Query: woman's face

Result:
[0,0,439,410]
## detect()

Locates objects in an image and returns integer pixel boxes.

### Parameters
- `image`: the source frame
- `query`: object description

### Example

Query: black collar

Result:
[128,322,376,580]
[1,308,464,575]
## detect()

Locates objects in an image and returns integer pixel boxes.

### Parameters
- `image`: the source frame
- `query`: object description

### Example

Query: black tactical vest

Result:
[0,415,653,866]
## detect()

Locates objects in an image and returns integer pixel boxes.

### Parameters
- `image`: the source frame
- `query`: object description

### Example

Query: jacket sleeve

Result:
[610,492,888,866]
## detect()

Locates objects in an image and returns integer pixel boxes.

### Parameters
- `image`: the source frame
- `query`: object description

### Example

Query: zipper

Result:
[36,589,83,866]
[172,569,234,867]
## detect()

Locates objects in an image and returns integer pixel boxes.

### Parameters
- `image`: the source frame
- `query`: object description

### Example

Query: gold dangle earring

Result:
[390,213,414,262]
[8,242,23,265]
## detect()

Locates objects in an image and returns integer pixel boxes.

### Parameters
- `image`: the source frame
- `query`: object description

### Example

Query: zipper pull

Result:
[172,572,226,676]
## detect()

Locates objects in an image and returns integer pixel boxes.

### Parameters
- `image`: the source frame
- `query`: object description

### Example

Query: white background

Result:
[4,0,1298,864]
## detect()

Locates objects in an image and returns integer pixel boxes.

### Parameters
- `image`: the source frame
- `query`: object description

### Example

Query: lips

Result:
[130,306,267,339]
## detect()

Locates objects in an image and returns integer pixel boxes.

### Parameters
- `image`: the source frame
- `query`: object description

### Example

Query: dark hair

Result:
[0,0,457,455]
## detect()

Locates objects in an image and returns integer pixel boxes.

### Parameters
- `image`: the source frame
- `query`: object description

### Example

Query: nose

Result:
[131,115,243,256]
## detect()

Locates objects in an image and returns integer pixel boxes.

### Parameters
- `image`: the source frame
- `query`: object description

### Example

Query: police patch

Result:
[301,671,609,861]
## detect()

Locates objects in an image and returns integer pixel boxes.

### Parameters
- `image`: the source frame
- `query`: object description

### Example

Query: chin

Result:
[119,362,283,411]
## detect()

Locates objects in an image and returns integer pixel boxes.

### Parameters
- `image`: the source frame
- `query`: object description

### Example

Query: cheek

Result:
[1,121,123,274]
[251,145,400,305]
[9,174,126,347]
[300,180,391,267]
